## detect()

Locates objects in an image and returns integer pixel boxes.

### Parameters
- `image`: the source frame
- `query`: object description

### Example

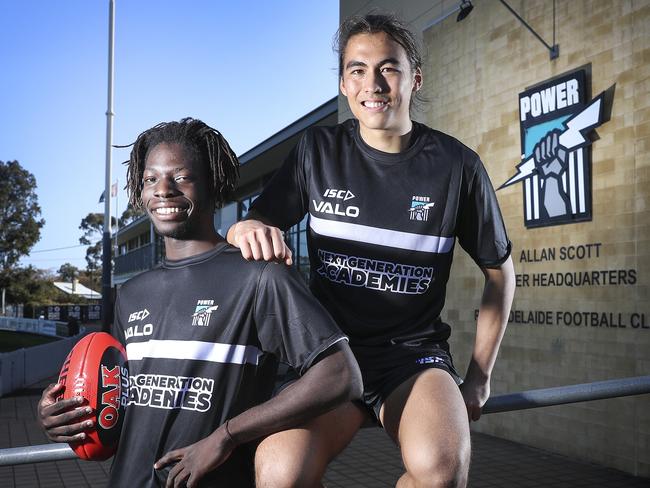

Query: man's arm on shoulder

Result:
[461,255,515,421]
[227,210,293,265]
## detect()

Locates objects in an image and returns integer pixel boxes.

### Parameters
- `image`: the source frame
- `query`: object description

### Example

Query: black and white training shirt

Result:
[250,119,511,348]
[109,243,346,487]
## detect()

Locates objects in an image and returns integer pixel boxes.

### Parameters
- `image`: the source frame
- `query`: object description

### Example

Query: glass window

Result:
[128,237,139,251]
[295,214,310,282]
[239,194,259,219]
[218,202,238,236]
[282,214,310,283]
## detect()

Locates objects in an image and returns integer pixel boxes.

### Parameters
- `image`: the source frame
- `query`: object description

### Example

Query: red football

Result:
[57,332,128,461]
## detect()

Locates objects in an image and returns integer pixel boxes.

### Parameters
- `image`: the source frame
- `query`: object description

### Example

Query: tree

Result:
[5,266,66,306]
[0,160,45,313]
[0,161,45,266]
[119,203,145,227]
[57,263,80,282]
[79,213,115,289]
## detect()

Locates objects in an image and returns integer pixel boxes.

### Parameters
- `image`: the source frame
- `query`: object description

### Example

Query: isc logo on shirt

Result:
[323,188,355,201]
[128,309,150,323]
[314,188,359,218]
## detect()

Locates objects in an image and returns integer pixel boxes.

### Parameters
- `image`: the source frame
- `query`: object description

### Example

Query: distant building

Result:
[53,280,101,300]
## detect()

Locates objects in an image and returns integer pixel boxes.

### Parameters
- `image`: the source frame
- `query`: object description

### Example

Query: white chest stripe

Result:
[126,340,261,366]
[309,214,455,254]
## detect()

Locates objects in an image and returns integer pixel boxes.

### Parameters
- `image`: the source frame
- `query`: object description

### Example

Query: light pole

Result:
[0,249,7,316]
[101,0,116,332]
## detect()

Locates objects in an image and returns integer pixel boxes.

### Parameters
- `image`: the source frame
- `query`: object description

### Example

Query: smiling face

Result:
[339,32,422,139]
[141,142,214,240]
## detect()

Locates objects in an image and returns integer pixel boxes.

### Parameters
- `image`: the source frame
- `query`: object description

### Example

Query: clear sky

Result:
[0,0,339,273]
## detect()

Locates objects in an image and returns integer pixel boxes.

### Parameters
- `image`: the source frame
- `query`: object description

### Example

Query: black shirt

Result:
[109,243,346,487]
[250,119,511,347]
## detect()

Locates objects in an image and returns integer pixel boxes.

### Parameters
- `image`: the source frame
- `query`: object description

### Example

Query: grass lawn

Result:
[0,330,60,353]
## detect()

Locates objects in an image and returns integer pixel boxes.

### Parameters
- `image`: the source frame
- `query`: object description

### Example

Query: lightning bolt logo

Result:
[499,90,608,190]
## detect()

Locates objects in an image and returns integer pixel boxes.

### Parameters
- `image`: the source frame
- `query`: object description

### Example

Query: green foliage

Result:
[0,160,44,268]
[119,203,146,227]
[78,269,100,291]
[85,241,102,274]
[78,213,116,273]
[79,213,106,245]
[4,266,65,305]
[57,263,80,282]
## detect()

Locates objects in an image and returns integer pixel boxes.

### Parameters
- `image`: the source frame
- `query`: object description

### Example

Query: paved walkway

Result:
[1,379,648,487]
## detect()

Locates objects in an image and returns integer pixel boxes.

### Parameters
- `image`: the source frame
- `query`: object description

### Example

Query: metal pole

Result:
[0,251,6,315]
[101,0,115,332]
[2,376,649,466]
[0,444,76,466]
[483,375,650,414]
[499,0,559,59]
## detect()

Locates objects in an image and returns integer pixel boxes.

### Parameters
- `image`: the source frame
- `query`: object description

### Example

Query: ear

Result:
[412,68,423,92]
[339,76,348,97]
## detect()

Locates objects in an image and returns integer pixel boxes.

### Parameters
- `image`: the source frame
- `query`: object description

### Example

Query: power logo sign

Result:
[499,69,613,228]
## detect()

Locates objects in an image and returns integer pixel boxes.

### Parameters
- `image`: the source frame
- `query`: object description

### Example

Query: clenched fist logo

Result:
[533,129,571,218]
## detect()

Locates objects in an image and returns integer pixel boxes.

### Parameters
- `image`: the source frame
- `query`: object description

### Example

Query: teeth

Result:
[364,101,386,108]
[155,207,183,215]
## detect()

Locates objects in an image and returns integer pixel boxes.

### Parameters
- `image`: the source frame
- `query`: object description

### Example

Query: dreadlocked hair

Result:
[122,117,239,209]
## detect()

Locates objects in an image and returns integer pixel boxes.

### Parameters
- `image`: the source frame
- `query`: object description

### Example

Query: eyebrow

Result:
[143,166,190,174]
[345,57,402,70]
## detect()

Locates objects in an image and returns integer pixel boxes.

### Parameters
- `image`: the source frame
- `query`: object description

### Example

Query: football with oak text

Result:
[57,332,128,460]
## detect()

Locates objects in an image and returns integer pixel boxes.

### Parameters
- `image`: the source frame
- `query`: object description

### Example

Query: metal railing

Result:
[0,375,649,466]
[114,243,153,275]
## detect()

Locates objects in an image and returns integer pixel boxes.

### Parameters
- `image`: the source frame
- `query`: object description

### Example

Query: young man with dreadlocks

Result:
[37,118,362,487]
[228,13,515,488]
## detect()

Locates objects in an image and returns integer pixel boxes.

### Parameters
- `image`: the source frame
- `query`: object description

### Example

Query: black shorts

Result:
[352,338,463,422]
[275,338,463,424]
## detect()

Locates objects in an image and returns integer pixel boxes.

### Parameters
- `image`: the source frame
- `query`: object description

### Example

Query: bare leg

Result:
[380,369,471,488]
[255,401,367,488]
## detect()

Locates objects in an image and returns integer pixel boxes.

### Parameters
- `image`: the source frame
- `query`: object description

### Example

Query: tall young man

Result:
[38,118,362,487]
[229,14,515,488]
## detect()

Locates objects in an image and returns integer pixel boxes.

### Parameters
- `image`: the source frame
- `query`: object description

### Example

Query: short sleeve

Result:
[253,262,347,374]
[247,131,311,231]
[456,157,512,268]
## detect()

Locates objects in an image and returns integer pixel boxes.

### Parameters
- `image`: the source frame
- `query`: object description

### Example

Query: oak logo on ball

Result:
[96,347,129,449]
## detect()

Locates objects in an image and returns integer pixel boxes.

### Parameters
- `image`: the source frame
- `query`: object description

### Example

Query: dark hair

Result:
[122,117,239,209]
[335,13,422,76]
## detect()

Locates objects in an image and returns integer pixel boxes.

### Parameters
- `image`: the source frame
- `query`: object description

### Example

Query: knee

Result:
[255,448,324,488]
[404,442,471,488]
